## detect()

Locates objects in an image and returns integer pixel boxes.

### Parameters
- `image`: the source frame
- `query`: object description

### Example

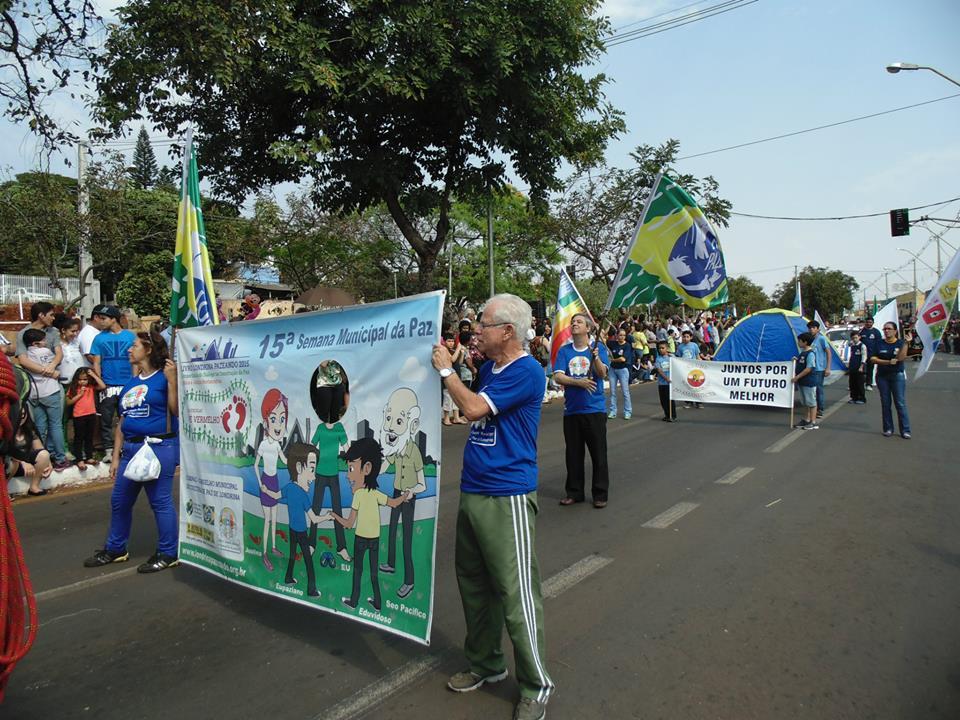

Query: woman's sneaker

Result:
[137,552,180,574]
[83,549,130,567]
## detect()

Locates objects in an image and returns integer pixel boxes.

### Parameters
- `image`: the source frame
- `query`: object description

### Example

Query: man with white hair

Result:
[432,293,554,720]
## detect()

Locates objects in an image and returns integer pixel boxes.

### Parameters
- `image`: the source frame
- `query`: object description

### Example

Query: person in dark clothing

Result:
[846,331,867,404]
[859,317,882,390]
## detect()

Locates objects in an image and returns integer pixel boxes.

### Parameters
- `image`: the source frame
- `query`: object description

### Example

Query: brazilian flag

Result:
[605,173,728,310]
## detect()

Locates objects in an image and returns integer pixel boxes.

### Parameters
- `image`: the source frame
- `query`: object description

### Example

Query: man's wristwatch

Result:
[439,367,454,379]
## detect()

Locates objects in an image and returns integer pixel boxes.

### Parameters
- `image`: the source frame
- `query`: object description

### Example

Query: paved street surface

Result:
[6,354,960,720]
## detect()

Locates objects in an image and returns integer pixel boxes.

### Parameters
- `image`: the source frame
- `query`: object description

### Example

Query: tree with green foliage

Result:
[726,276,770,314]
[546,139,732,288]
[130,125,158,189]
[116,250,174,316]
[94,0,624,290]
[773,266,858,320]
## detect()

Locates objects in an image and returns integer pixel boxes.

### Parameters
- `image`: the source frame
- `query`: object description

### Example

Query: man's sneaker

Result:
[447,668,509,693]
[514,697,547,720]
[803,423,820,430]
[137,552,180,573]
[901,432,912,439]
[847,399,857,404]
[397,583,414,599]
[794,420,810,429]
[855,400,866,405]
[866,385,874,391]
[83,548,129,567]
[883,430,893,437]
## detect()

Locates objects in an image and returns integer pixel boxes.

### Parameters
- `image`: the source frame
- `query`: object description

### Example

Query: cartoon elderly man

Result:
[378,387,426,600]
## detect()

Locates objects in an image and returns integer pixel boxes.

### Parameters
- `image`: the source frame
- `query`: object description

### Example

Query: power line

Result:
[604,0,758,48]
[677,93,960,161]
[607,0,711,35]
[730,196,960,222]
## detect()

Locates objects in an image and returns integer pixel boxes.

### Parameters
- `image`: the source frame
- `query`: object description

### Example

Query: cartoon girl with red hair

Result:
[255,388,288,571]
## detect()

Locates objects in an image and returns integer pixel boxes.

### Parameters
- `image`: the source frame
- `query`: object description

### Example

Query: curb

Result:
[6,460,112,496]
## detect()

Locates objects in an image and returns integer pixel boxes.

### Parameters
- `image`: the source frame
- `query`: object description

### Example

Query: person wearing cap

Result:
[88,305,136,456]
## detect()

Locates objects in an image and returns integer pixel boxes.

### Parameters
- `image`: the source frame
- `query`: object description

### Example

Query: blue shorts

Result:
[799,385,816,407]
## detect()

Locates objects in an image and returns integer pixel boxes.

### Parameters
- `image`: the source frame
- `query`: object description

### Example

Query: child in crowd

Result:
[66,367,105,471]
[441,332,468,425]
[639,354,655,383]
[22,328,69,470]
[793,332,819,430]
[846,331,867,405]
[653,341,677,422]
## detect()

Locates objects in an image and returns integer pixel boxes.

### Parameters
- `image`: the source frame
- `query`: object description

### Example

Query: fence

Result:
[0,274,102,306]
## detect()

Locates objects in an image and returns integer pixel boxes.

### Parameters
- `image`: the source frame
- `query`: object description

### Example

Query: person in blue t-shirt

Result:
[869,322,912,438]
[792,332,819,430]
[88,304,136,455]
[677,329,706,409]
[84,329,180,573]
[806,320,832,417]
[653,341,677,421]
[431,294,554,719]
[553,313,611,508]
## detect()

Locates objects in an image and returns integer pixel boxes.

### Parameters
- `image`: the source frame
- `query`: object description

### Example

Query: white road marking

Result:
[948,361,960,368]
[36,566,140,602]
[320,553,613,720]
[715,466,754,485]
[764,399,845,453]
[766,498,783,508]
[642,502,699,529]
[542,554,613,599]
[39,607,102,628]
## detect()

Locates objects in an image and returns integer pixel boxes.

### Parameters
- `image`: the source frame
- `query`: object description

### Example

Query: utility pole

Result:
[77,140,94,317]
[911,258,917,297]
[487,199,495,298]
[448,239,453,301]
[884,272,889,300]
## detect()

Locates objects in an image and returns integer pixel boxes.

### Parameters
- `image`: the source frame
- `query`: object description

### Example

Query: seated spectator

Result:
[6,408,53,495]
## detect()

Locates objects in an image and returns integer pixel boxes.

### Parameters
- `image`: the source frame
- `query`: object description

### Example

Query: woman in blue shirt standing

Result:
[869,322,912,439]
[84,329,180,572]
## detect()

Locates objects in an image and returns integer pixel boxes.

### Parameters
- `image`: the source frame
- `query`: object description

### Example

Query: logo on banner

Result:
[686,368,706,388]
[922,301,947,325]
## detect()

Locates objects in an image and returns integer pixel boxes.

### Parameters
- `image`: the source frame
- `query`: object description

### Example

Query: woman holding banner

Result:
[869,322,912,439]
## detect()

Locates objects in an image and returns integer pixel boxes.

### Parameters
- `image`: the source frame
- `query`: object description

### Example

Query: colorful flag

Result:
[170,129,218,328]
[814,309,828,330]
[550,268,593,369]
[792,279,803,316]
[914,246,960,381]
[605,172,728,311]
[871,297,879,316]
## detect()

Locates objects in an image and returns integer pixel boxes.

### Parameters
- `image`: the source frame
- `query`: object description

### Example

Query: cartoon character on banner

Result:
[379,388,425,600]
[308,359,352,563]
[255,388,288,572]
[324,437,407,612]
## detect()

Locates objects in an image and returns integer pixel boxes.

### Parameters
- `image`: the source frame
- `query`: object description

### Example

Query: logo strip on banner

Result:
[175,291,444,645]
[669,357,795,408]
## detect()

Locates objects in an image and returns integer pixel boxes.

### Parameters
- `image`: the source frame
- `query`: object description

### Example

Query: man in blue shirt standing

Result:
[432,294,553,720]
[553,313,610,508]
[89,305,136,455]
[859,316,882,390]
[807,320,832,418]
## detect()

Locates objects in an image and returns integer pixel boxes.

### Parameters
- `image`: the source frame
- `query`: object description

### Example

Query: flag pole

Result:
[604,170,663,312]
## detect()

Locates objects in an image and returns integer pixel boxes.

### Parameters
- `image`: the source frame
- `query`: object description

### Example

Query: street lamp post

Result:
[886,62,960,89]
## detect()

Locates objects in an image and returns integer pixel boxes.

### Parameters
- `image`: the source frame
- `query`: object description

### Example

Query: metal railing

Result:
[0,274,102,306]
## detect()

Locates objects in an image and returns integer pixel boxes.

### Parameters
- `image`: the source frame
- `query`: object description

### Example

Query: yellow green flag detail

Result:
[605,173,728,310]
[170,129,218,328]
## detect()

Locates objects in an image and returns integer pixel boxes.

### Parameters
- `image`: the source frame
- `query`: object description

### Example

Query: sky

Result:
[2,0,958,305]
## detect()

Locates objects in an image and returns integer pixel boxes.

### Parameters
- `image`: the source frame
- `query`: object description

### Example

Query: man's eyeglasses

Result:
[479,321,509,330]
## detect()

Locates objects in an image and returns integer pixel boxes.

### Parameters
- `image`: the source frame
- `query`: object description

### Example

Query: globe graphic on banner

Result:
[666,218,726,299]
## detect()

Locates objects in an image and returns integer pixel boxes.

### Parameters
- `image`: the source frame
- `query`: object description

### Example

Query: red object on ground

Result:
[0,354,38,701]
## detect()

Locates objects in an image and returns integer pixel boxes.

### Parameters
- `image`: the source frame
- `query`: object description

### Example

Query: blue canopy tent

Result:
[713,308,847,375]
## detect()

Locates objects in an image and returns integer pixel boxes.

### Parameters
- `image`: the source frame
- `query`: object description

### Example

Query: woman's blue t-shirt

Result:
[119,370,174,438]
[874,338,906,377]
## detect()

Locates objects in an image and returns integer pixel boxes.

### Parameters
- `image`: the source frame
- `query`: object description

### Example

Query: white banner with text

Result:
[669,357,795,408]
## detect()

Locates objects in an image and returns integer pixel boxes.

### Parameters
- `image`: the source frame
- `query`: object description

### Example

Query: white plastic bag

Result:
[123,437,163,482]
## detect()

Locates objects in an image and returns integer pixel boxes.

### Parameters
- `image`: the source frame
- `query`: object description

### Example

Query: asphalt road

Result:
[5,354,959,720]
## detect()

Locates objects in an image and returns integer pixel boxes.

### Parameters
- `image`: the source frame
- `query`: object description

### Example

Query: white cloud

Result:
[398,356,428,384]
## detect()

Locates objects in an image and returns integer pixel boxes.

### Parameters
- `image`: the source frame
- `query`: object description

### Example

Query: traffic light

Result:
[890,208,910,237]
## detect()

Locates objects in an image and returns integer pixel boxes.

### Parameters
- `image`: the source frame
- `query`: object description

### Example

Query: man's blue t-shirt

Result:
[860,327,882,355]
[91,330,136,386]
[282,482,313,532]
[461,354,544,496]
[654,354,672,386]
[677,341,701,361]
[553,341,610,415]
[795,349,817,387]
[119,370,175,438]
[810,333,831,371]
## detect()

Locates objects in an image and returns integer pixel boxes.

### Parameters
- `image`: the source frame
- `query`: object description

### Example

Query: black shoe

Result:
[342,597,357,609]
[137,552,180,573]
[84,548,130,567]
[368,597,381,611]
[308,588,320,597]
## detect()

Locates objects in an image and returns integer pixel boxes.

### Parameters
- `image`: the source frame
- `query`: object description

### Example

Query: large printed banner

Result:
[175,292,444,644]
[670,357,794,408]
